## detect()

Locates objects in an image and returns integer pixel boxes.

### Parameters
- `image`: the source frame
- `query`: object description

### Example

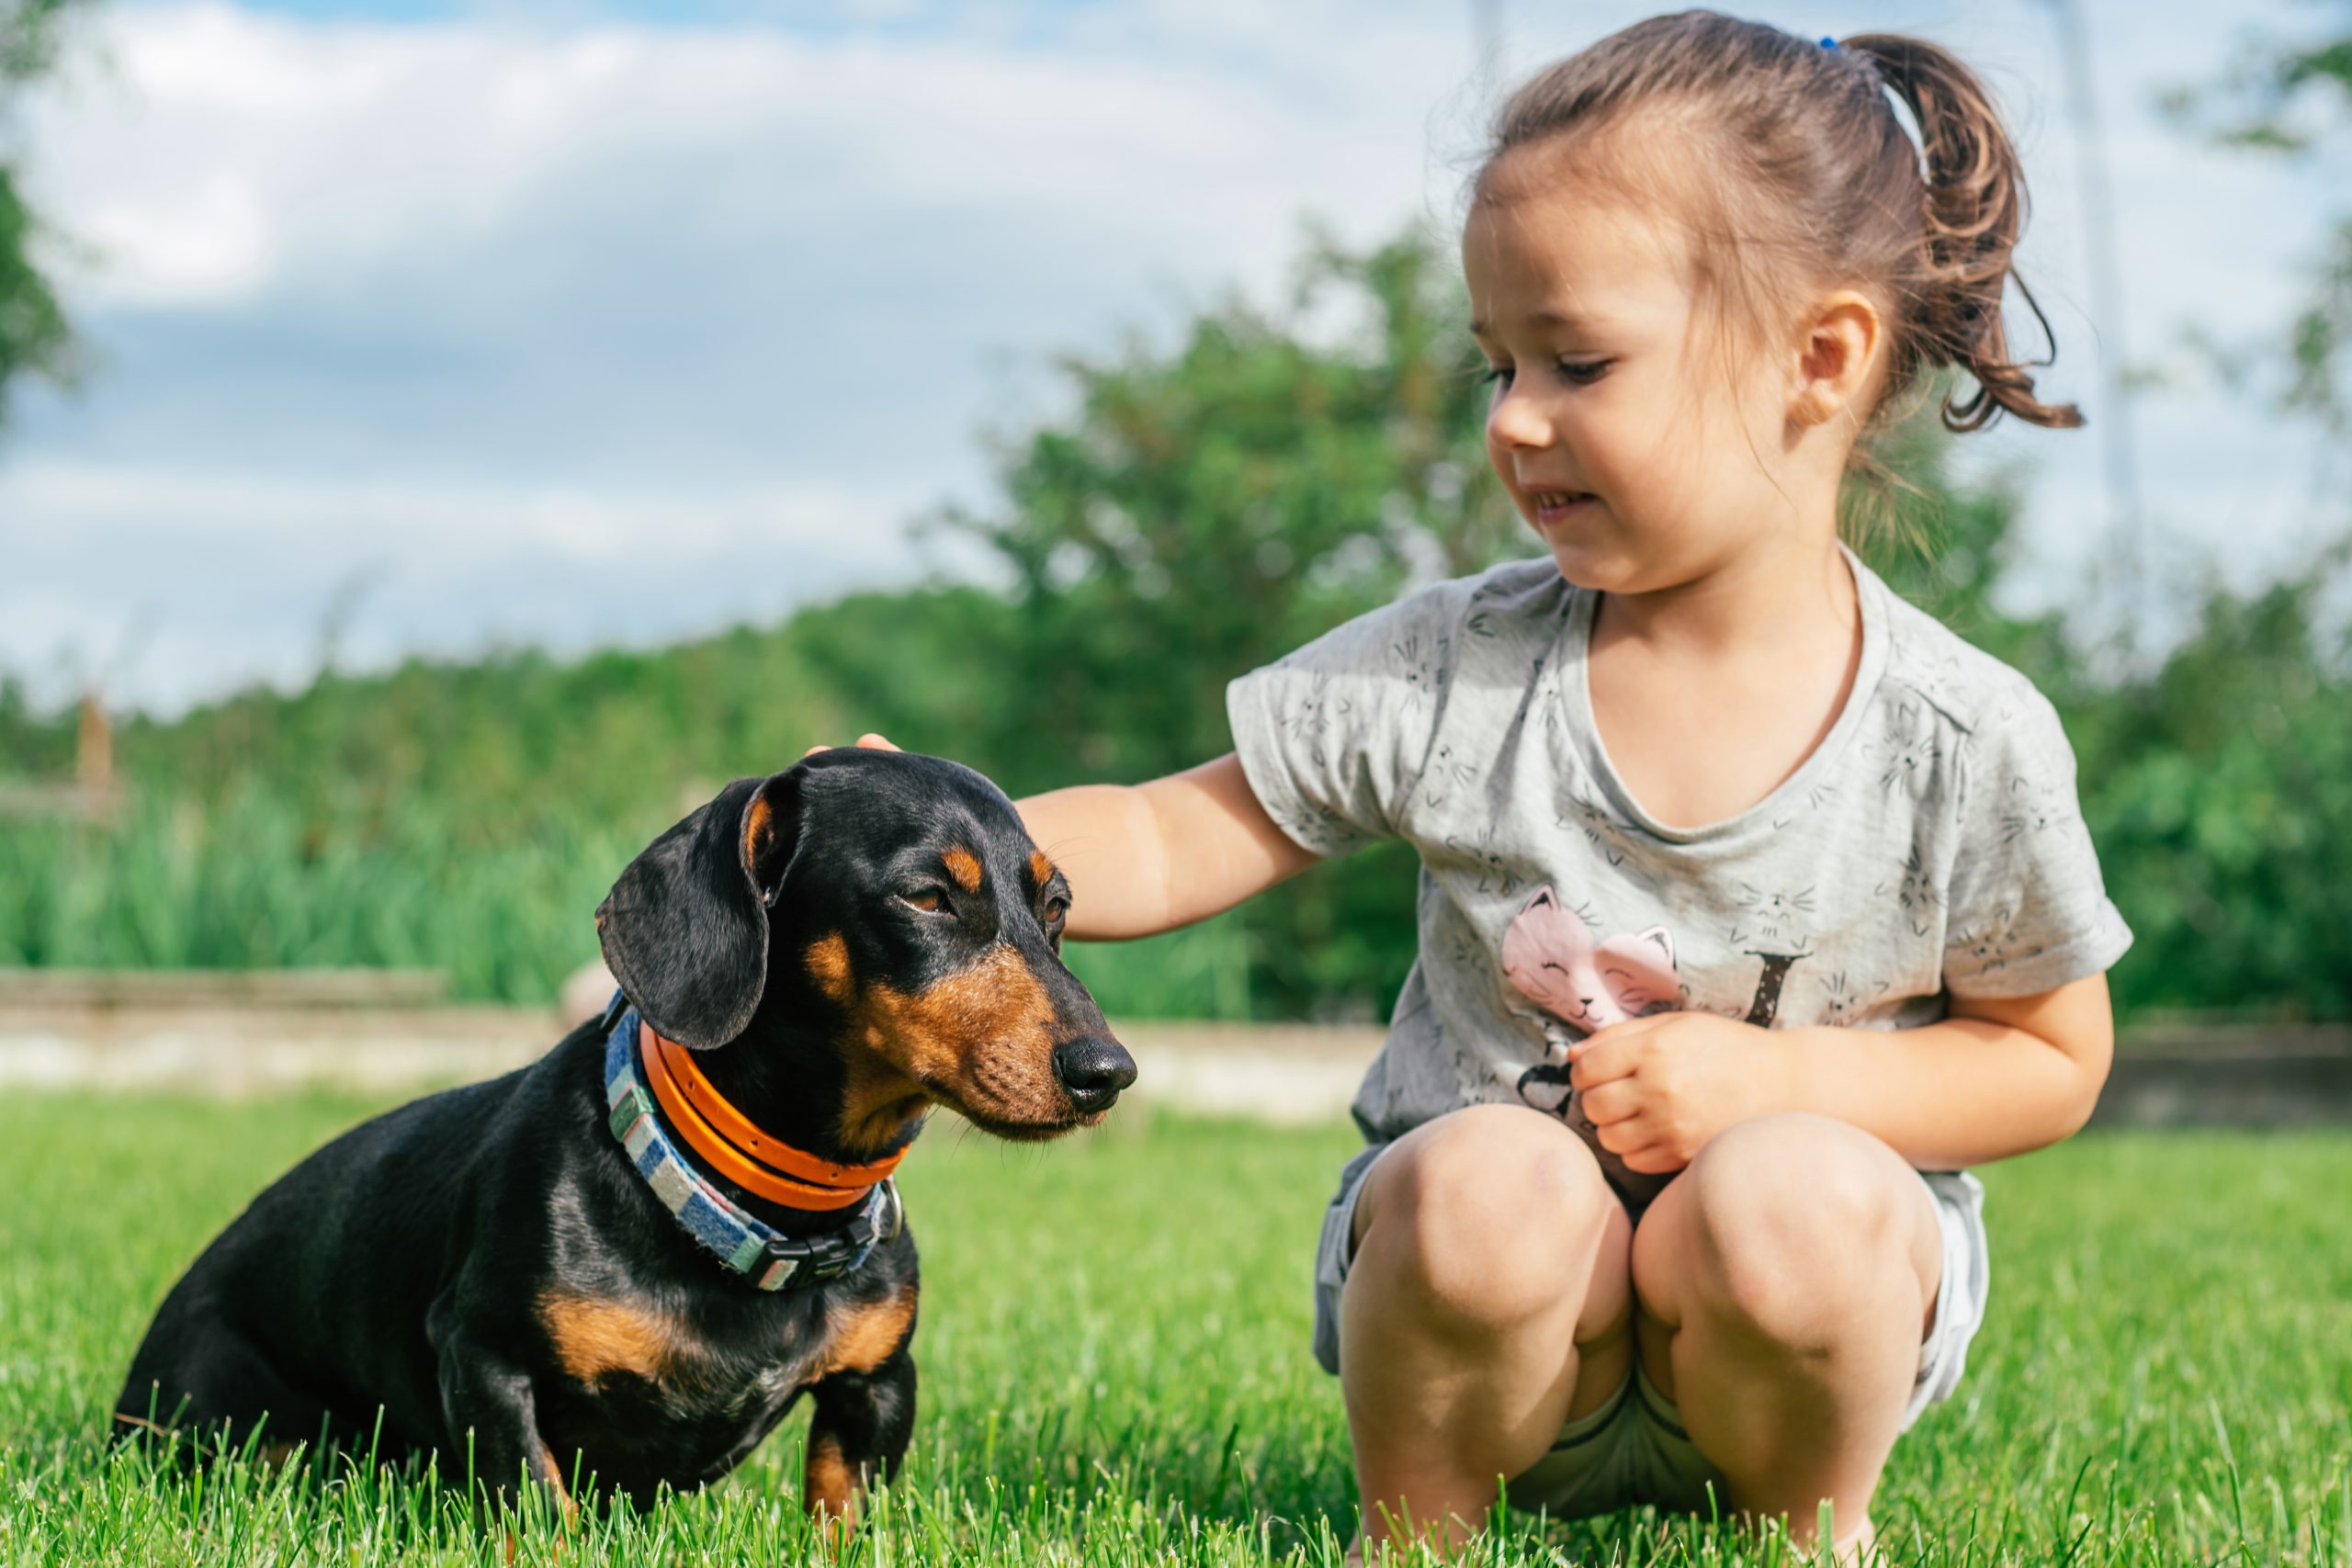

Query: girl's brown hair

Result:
[1476,10,2082,439]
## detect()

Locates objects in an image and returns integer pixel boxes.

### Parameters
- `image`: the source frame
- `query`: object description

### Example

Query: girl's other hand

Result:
[803,733,904,758]
[1567,1013,1794,1174]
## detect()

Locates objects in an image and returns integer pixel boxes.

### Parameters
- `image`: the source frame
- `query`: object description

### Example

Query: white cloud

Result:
[22,3,1452,312]
[0,458,944,710]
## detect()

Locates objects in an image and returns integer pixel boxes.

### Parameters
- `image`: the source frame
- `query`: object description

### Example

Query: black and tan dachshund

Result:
[113,748,1136,1521]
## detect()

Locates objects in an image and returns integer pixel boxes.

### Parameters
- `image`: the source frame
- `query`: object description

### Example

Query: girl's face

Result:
[1464,150,1811,595]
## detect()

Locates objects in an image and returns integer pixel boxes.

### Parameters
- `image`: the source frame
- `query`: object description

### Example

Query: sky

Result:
[2,0,2345,715]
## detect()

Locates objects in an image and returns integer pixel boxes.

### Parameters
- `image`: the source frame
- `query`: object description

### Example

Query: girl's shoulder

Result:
[1266,557,1570,678]
[1862,566,2060,743]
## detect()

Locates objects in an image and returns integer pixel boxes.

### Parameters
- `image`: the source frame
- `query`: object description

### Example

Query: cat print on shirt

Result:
[1559,791,1628,867]
[1500,885,1681,1033]
[1725,883,1819,1026]
[1280,674,1347,773]
[1499,885,1682,1201]
[1421,744,1480,814]
[1997,773,2078,845]
[1950,904,2047,979]
[1393,631,1453,722]
[1817,967,1892,1026]
[1875,702,1944,799]
[1447,825,1522,897]
[1730,883,1816,953]
[1875,840,1943,938]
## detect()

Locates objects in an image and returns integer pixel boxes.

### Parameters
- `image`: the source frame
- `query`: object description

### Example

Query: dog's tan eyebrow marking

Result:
[818,1282,919,1378]
[1029,851,1055,887]
[942,846,983,893]
[807,933,854,1003]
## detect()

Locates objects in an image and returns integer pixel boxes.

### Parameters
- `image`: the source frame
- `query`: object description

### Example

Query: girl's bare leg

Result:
[1340,1104,1633,1560]
[1631,1112,1942,1562]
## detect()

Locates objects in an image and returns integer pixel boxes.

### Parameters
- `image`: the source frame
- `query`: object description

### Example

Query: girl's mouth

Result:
[1528,489,1594,524]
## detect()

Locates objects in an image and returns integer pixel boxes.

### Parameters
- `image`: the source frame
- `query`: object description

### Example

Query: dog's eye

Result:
[899,887,951,914]
[1042,896,1070,926]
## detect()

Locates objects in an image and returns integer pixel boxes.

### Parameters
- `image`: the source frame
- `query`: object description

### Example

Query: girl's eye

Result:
[899,887,951,914]
[1477,364,1514,391]
[1556,357,1612,384]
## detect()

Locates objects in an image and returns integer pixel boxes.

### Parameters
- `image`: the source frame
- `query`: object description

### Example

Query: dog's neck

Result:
[628,1020,911,1238]
[691,1021,925,1163]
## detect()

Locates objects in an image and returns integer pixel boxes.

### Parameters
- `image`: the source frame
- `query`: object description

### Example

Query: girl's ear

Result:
[1790,290,1885,429]
[595,766,808,1049]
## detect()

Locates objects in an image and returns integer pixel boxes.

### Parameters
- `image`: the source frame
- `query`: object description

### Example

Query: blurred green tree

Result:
[0,0,80,429]
[2089,6,2352,1021]
[2070,538,2352,1021]
[925,228,1521,791]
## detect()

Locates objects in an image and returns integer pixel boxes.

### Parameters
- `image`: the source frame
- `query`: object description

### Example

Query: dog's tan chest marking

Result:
[817,1284,919,1379]
[538,1292,684,1391]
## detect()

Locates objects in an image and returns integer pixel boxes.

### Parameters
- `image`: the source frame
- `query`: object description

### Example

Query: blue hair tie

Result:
[1819,35,1838,50]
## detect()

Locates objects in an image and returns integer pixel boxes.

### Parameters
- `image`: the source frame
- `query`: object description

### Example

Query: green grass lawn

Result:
[1,1093,2346,1565]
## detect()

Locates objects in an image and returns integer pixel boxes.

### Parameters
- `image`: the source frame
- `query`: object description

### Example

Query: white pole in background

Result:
[2041,0,2149,657]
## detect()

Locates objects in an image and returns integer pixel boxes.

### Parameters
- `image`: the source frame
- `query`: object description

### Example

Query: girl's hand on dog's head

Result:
[804,733,904,758]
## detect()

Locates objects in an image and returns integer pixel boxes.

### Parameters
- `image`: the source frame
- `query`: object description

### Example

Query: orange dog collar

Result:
[639,1021,906,1212]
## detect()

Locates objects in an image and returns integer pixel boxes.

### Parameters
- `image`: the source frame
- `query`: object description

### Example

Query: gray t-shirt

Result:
[1227,545,2133,1205]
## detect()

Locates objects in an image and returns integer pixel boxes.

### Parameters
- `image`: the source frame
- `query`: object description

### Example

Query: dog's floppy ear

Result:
[596,766,806,1049]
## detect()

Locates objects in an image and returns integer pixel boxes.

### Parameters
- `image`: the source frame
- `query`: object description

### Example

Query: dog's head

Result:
[596,750,1135,1153]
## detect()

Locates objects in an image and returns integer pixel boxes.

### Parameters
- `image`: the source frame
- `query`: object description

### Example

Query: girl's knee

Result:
[1644,1114,1921,1348]
[1693,1115,1908,1233]
[1357,1107,1621,1331]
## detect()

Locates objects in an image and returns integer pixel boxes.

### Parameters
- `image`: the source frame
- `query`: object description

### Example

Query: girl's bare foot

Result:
[1831,1516,1879,1566]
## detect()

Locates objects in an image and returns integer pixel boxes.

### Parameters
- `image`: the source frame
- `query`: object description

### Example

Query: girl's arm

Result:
[1773,972,2115,1167]
[1571,971,2115,1172]
[1017,752,1322,940]
[814,737,1317,937]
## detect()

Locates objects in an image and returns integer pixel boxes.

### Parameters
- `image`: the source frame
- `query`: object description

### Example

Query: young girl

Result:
[852,11,2130,1560]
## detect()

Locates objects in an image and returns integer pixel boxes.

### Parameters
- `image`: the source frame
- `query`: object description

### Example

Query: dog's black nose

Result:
[1052,1037,1137,1113]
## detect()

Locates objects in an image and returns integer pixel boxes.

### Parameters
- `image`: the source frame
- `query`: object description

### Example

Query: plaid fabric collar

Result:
[600,999,899,1292]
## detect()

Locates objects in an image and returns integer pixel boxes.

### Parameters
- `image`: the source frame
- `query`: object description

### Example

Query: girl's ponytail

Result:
[1842,34,2084,432]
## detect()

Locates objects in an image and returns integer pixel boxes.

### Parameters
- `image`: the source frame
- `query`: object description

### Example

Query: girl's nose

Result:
[1487,384,1553,449]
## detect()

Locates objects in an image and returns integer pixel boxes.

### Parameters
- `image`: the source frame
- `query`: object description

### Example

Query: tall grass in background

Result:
[0,788,633,1003]
[0,781,1264,1018]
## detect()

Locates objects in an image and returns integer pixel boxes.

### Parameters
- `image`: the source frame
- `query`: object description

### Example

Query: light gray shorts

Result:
[1310,1141,1989,1519]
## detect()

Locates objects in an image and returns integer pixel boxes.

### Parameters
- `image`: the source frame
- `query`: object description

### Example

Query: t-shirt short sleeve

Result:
[1225,582,1463,858]
[1940,684,2133,998]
